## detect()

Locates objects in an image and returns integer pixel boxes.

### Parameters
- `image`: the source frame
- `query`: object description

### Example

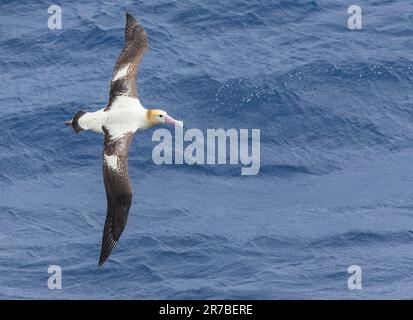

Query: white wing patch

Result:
[104,154,119,171]
[112,64,130,82]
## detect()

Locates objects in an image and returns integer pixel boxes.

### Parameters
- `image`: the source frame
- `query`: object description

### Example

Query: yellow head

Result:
[146,109,183,127]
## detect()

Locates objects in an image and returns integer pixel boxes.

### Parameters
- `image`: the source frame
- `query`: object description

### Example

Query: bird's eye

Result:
[159,115,163,118]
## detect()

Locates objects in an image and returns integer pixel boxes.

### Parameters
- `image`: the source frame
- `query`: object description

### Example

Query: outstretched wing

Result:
[99,128,135,266]
[108,12,148,107]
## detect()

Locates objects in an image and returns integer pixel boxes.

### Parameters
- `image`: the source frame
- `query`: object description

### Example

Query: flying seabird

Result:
[65,13,182,266]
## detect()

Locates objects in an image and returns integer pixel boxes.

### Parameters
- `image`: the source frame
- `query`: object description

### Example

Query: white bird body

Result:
[78,96,149,139]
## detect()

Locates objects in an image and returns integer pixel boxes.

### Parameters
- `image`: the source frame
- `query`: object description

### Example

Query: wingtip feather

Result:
[125,12,138,26]
[98,240,116,266]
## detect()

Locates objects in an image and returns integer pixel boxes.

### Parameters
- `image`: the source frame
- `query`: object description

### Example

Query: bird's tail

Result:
[65,110,86,133]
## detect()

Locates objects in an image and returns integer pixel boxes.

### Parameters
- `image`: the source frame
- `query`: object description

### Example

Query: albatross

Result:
[65,12,182,266]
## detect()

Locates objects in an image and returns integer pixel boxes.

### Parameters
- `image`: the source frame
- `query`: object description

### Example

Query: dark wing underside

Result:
[107,12,148,107]
[99,128,135,266]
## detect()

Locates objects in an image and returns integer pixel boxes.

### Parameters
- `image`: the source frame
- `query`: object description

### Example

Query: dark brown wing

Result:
[99,128,135,266]
[107,12,148,107]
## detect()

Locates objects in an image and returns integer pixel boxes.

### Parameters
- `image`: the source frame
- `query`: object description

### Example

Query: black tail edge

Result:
[66,110,86,133]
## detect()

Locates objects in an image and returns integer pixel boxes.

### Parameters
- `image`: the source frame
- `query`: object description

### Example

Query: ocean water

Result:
[1,0,413,299]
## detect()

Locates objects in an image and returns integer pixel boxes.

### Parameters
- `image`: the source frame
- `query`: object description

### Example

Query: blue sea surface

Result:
[1,0,413,299]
